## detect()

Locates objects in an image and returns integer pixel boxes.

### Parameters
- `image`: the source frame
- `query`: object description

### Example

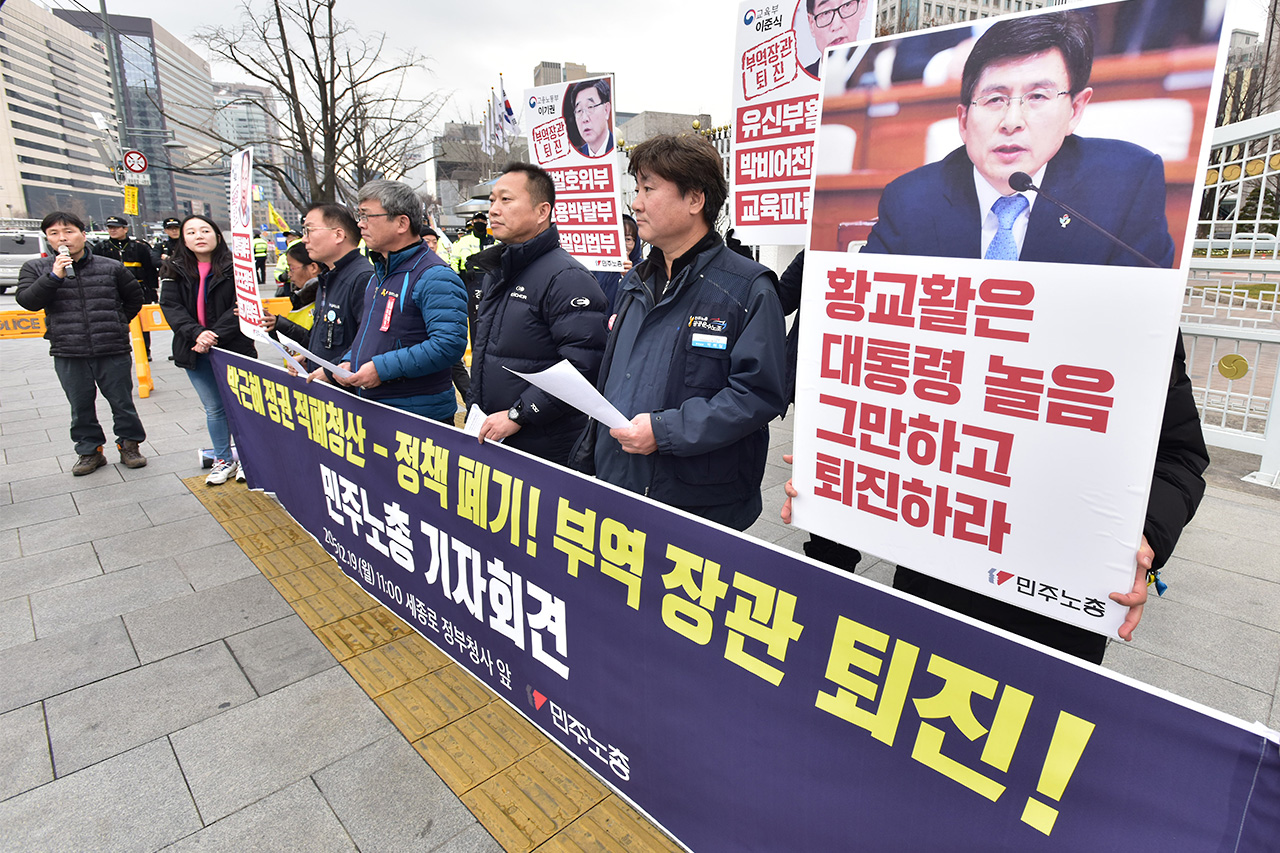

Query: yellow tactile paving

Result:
[251,541,332,578]
[415,702,550,794]
[182,477,680,853]
[314,608,416,660]
[373,664,496,739]
[291,585,380,630]
[534,799,682,853]
[342,634,452,697]
[268,564,342,602]
[462,745,610,852]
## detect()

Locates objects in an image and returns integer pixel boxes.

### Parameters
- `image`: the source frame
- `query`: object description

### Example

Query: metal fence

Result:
[1184,112,1280,486]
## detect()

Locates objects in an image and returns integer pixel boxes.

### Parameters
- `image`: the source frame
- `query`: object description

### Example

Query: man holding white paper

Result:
[570,135,787,531]
[472,162,607,465]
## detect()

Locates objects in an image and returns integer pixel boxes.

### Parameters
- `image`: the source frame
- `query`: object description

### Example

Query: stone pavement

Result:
[2,320,1278,850]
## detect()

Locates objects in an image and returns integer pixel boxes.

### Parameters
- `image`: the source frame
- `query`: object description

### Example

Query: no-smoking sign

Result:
[123,150,148,173]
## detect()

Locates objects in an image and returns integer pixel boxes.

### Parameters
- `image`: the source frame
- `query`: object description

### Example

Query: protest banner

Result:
[793,0,1224,634]
[524,75,627,271]
[214,349,1279,852]
[227,148,311,375]
[229,148,267,338]
[731,0,875,244]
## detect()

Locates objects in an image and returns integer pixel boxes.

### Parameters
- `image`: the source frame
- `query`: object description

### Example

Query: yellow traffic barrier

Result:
[9,298,308,398]
[0,309,46,339]
[130,298,295,397]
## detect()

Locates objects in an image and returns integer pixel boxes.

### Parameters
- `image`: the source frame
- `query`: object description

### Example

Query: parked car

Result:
[0,230,49,295]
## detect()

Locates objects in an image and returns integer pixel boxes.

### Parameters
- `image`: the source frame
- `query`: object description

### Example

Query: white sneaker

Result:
[235,464,246,482]
[206,459,237,485]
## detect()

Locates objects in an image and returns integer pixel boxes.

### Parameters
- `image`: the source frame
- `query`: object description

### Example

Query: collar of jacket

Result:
[373,239,425,277]
[60,242,96,269]
[329,247,367,275]
[633,229,723,300]
[498,225,561,282]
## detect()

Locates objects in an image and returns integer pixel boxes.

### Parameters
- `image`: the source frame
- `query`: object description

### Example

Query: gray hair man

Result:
[333,180,468,422]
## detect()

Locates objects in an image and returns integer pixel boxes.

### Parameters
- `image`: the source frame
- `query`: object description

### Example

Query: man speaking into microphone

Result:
[862,10,1175,268]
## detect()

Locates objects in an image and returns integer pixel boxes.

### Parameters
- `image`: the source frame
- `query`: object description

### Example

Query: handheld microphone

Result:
[58,245,76,279]
[1007,171,1161,268]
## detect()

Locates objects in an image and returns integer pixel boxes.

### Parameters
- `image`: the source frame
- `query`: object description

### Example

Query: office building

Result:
[0,0,121,224]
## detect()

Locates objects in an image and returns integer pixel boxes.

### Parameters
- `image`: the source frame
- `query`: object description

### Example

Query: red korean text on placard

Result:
[736,95,820,142]
[742,30,799,100]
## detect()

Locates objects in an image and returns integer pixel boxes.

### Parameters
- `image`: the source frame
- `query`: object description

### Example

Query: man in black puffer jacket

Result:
[471,162,607,465]
[17,211,147,475]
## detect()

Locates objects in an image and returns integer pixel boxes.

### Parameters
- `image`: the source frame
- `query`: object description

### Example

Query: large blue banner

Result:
[214,350,1279,852]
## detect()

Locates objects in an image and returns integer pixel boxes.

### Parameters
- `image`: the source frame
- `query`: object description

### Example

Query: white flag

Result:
[499,74,520,138]
[491,89,508,151]
[481,106,494,157]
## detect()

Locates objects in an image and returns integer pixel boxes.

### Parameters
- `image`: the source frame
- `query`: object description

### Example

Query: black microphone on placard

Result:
[58,245,76,279]
[1007,171,1162,268]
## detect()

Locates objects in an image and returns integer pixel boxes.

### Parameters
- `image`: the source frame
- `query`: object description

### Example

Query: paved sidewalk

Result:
[2,323,1278,850]
[0,335,501,852]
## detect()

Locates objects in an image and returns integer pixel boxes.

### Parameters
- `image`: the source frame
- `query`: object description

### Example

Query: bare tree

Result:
[174,0,447,208]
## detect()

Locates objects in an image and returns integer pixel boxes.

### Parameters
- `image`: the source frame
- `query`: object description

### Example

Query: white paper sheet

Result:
[505,360,630,429]
[463,404,490,438]
[271,334,355,380]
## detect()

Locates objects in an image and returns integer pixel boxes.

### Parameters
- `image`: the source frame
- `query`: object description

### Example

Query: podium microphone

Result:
[1008,171,1162,268]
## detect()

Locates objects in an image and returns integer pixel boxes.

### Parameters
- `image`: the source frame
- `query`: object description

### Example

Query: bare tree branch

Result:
[178,0,444,206]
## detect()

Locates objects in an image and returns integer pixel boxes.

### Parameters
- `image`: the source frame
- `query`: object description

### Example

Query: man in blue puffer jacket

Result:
[337,180,468,422]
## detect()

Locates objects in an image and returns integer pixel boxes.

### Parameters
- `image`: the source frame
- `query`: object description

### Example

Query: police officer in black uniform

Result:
[96,215,158,360]
[151,216,182,268]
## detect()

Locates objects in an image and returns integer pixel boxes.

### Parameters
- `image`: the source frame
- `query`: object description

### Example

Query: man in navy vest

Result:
[335,180,468,422]
[571,135,788,531]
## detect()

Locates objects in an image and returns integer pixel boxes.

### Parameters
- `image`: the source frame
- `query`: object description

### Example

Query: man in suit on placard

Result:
[862,11,1176,268]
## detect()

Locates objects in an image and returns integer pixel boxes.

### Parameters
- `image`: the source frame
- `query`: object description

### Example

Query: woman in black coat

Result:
[159,215,257,485]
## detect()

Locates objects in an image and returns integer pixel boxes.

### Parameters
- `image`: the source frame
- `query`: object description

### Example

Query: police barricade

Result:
[0,299,293,399]
[211,349,1278,851]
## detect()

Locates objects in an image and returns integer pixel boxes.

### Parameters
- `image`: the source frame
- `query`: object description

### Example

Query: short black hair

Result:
[960,11,1095,107]
[627,134,727,230]
[304,203,360,244]
[41,211,85,233]
[501,161,556,208]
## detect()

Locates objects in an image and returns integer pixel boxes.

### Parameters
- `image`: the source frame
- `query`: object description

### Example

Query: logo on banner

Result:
[987,569,1108,619]
[529,688,631,782]
[529,95,537,108]
[744,9,756,24]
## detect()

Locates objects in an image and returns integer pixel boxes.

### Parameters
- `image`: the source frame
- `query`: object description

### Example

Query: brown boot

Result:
[72,447,107,476]
[117,439,147,469]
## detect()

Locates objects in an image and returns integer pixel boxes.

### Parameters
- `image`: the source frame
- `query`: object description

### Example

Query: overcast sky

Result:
[50,0,1270,138]
[55,0,743,134]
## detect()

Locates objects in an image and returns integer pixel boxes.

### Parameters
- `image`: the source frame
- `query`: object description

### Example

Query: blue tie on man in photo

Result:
[984,193,1029,260]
